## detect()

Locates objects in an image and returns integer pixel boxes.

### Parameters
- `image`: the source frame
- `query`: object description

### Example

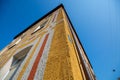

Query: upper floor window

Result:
[31,20,47,35]
[21,33,26,39]
[15,38,21,45]
[8,44,16,50]
[8,38,21,50]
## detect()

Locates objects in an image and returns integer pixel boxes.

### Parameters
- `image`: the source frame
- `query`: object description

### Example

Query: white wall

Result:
[0,57,13,80]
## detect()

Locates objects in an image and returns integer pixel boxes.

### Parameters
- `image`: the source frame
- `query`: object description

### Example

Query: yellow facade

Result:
[0,4,95,80]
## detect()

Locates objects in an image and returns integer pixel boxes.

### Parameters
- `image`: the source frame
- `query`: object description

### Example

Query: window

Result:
[68,35,72,43]
[8,44,16,50]
[34,26,41,33]
[31,20,47,35]
[5,45,33,80]
[12,45,33,65]
[8,38,21,50]
[15,38,21,45]
[21,33,26,39]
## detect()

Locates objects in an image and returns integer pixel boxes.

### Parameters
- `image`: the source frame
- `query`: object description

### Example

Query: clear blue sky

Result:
[0,0,120,80]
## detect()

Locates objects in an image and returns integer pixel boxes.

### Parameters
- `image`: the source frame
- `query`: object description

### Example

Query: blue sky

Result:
[0,0,120,80]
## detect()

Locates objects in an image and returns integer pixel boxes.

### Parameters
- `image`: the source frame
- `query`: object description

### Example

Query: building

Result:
[0,4,96,80]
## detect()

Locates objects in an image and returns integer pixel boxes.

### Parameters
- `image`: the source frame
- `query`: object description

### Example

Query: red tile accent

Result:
[27,33,49,80]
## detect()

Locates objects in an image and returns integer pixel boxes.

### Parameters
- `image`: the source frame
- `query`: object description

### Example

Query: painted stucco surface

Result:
[0,6,95,80]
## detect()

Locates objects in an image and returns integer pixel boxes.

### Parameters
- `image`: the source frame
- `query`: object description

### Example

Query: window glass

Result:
[34,26,41,33]
[31,20,47,35]
[8,44,16,50]
[5,45,33,80]
[21,33,26,39]
[15,39,21,45]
